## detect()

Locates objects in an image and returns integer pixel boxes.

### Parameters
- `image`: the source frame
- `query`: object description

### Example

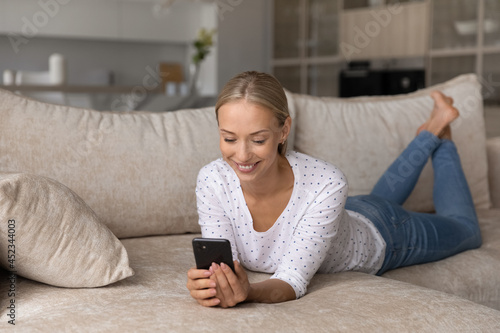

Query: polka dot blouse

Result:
[195,151,386,299]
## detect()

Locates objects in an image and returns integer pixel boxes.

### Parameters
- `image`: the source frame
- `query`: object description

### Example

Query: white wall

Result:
[0,0,219,92]
[0,0,273,99]
[216,0,271,91]
[196,2,218,96]
[0,0,201,43]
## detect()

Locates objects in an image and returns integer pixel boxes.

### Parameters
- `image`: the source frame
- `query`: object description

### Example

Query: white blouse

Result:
[196,151,386,298]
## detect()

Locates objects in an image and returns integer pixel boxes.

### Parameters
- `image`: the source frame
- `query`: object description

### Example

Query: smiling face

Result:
[218,100,290,184]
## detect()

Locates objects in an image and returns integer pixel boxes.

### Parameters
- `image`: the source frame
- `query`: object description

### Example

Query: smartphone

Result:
[192,238,235,272]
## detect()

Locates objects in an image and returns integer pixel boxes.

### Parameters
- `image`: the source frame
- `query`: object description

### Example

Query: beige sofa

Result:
[1,74,500,332]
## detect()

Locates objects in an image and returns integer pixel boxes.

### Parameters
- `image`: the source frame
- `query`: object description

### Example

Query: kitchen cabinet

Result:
[429,0,500,104]
[340,1,429,60]
[274,65,302,93]
[273,0,302,59]
[308,0,340,57]
[272,0,341,95]
[272,0,500,105]
[483,53,500,102]
[271,0,427,96]
[308,63,342,97]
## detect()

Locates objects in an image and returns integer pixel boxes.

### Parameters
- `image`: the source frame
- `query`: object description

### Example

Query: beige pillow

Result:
[0,173,134,287]
[292,74,491,212]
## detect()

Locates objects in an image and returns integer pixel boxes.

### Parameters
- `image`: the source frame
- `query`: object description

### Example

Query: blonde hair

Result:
[215,71,290,156]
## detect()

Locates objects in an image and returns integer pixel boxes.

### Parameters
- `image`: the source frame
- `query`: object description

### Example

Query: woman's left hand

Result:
[209,260,250,308]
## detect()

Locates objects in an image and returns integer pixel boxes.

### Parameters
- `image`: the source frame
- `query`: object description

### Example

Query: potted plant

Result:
[190,28,216,94]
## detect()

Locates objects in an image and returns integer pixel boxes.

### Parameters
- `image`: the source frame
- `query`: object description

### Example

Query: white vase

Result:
[3,70,15,85]
[189,63,201,95]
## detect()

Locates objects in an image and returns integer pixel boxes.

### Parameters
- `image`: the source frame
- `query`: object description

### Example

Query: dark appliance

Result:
[340,68,425,98]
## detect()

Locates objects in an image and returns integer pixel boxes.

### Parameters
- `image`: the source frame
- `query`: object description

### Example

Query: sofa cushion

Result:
[292,74,490,212]
[383,208,500,310]
[0,173,134,287]
[0,89,296,238]
[1,234,499,331]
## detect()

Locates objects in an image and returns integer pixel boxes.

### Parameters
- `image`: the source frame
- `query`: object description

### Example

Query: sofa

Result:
[1,74,499,332]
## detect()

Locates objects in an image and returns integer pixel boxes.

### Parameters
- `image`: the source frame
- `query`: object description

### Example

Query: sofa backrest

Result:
[0,74,490,238]
[0,89,297,238]
[291,74,491,212]
[0,92,218,238]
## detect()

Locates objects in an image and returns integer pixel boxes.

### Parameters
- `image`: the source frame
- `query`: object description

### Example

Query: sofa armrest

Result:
[487,136,500,208]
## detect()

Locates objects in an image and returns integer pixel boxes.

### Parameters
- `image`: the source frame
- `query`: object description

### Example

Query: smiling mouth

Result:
[235,161,260,172]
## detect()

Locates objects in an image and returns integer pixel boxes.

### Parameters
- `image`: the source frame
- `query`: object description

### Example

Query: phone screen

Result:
[192,238,234,271]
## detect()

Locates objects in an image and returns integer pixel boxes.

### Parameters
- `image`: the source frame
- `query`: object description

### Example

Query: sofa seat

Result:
[2,74,500,332]
[384,208,500,310]
[2,216,500,332]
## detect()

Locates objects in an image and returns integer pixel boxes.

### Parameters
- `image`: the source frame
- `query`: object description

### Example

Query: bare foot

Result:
[416,91,459,139]
[440,125,452,140]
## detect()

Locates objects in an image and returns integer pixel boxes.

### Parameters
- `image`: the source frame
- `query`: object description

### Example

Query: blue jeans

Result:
[345,130,482,275]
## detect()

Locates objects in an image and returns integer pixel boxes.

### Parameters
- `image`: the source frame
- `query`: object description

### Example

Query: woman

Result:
[186,71,482,308]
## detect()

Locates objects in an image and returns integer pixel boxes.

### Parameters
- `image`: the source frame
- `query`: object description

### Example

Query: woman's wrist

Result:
[245,279,296,304]
[245,283,259,303]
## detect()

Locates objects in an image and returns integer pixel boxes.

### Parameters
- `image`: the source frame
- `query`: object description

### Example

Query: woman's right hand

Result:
[186,268,221,307]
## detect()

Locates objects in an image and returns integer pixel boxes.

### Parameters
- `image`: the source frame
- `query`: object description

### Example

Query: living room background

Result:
[0,0,498,137]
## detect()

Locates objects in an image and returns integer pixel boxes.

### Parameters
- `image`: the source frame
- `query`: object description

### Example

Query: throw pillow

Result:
[292,74,490,212]
[0,173,134,287]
